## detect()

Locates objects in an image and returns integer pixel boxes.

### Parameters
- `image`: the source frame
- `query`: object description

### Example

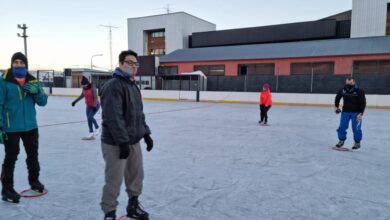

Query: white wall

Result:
[182,14,216,50]
[127,12,215,55]
[46,89,390,108]
[49,88,82,96]
[143,91,390,108]
[351,0,388,38]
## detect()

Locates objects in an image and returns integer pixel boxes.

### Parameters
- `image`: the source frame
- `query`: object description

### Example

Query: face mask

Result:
[122,67,134,78]
[122,66,133,78]
[12,67,27,78]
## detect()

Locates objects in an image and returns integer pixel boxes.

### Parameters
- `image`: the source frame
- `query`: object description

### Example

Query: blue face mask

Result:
[12,67,27,78]
[122,66,133,77]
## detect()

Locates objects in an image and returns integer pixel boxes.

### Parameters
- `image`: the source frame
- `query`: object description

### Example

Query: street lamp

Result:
[90,54,103,69]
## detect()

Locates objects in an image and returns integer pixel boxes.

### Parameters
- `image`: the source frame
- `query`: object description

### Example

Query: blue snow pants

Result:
[337,112,362,143]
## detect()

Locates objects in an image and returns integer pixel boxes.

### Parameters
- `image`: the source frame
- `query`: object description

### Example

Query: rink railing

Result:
[43,88,390,109]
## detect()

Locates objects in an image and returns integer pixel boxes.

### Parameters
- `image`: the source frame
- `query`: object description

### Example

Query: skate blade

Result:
[332,146,350,151]
[118,215,148,220]
[2,196,19,203]
[81,137,95,140]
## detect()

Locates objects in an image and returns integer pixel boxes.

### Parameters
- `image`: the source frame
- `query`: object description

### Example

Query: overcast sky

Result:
[0,0,352,71]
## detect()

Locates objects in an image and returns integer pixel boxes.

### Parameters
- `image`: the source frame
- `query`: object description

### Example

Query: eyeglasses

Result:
[123,60,140,68]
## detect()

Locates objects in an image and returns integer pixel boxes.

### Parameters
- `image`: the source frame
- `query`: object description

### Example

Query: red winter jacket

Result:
[73,84,99,108]
[260,90,272,107]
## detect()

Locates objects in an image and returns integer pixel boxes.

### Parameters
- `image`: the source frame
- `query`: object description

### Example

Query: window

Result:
[290,62,334,75]
[150,48,165,55]
[387,3,390,35]
[160,66,178,75]
[194,65,225,76]
[151,31,165,38]
[312,62,334,74]
[354,60,390,74]
[379,60,390,74]
[239,63,274,75]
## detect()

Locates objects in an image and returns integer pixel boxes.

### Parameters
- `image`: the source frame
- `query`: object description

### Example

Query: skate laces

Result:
[353,143,360,148]
[137,204,146,214]
[131,201,147,214]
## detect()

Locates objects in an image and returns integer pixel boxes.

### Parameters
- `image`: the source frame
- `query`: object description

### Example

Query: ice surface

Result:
[1,96,389,220]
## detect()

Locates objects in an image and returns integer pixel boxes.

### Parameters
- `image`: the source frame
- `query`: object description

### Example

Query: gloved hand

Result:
[356,113,363,123]
[119,143,130,159]
[92,107,97,112]
[144,134,153,152]
[0,128,7,144]
[71,101,76,107]
[335,108,341,114]
[24,83,40,94]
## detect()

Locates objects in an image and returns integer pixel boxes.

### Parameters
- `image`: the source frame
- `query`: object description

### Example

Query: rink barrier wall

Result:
[46,88,390,109]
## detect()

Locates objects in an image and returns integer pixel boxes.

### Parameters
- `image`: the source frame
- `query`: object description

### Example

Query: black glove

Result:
[119,143,130,159]
[144,134,153,152]
[71,101,76,107]
[92,107,97,112]
[335,108,341,114]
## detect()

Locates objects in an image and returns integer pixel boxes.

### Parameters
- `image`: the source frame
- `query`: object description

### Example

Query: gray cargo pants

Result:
[100,142,144,214]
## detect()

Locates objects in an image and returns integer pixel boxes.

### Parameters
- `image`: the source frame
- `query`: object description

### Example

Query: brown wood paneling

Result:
[147,32,165,55]
[72,73,82,88]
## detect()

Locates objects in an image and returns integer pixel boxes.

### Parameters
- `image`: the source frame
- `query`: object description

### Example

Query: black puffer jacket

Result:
[335,84,366,114]
[99,74,151,146]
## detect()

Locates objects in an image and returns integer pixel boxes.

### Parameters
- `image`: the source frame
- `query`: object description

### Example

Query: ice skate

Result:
[82,132,95,140]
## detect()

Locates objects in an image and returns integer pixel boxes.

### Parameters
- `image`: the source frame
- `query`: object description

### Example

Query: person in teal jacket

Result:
[0,52,48,203]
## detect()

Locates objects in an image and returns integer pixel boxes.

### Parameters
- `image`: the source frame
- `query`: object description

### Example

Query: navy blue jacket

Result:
[335,85,366,114]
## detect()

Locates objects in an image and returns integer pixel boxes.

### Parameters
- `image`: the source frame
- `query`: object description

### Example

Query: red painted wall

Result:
[161,54,390,76]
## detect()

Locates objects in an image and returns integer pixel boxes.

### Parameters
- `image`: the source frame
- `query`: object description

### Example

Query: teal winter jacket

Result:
[0,69,48,132]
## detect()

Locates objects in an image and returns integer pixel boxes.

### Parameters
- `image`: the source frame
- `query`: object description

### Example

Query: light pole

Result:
[90,54,103,69]
[17,24,28,57]
[100,24,118,71]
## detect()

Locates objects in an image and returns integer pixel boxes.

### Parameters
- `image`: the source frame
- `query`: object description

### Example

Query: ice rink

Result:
[1,96,389,220]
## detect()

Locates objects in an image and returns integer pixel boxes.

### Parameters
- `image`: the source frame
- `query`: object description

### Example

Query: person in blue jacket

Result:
[334,77,366,150]
[0,52,48,203]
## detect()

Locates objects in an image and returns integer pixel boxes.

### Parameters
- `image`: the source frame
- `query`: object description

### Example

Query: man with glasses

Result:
[99,50,153,220]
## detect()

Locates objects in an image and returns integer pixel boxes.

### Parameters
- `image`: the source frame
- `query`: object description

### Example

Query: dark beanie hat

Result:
[81,76,90,85]
[11,52,28,68]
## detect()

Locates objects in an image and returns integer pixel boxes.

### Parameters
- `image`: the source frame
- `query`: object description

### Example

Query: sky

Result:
[0,0,352,71]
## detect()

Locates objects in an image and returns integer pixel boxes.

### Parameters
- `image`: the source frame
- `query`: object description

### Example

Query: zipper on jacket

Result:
[17,86,23,101]
[17,86,27,129]
[6,112,10,128]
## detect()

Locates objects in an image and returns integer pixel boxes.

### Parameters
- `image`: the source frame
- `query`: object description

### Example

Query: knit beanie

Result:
[11,52,28,68]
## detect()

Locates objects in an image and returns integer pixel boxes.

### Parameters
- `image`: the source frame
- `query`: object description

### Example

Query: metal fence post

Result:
[276,68,279,92]
[310,65,314,93]
[244,75,247,92]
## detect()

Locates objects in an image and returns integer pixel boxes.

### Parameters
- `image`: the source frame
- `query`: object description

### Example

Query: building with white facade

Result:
[127,12,216,56]
[351,0,390,37]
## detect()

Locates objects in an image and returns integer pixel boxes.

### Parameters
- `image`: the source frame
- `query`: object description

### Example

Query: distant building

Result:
[127,12,216,56]
[133,1,390,93]
[63,68,111,88]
